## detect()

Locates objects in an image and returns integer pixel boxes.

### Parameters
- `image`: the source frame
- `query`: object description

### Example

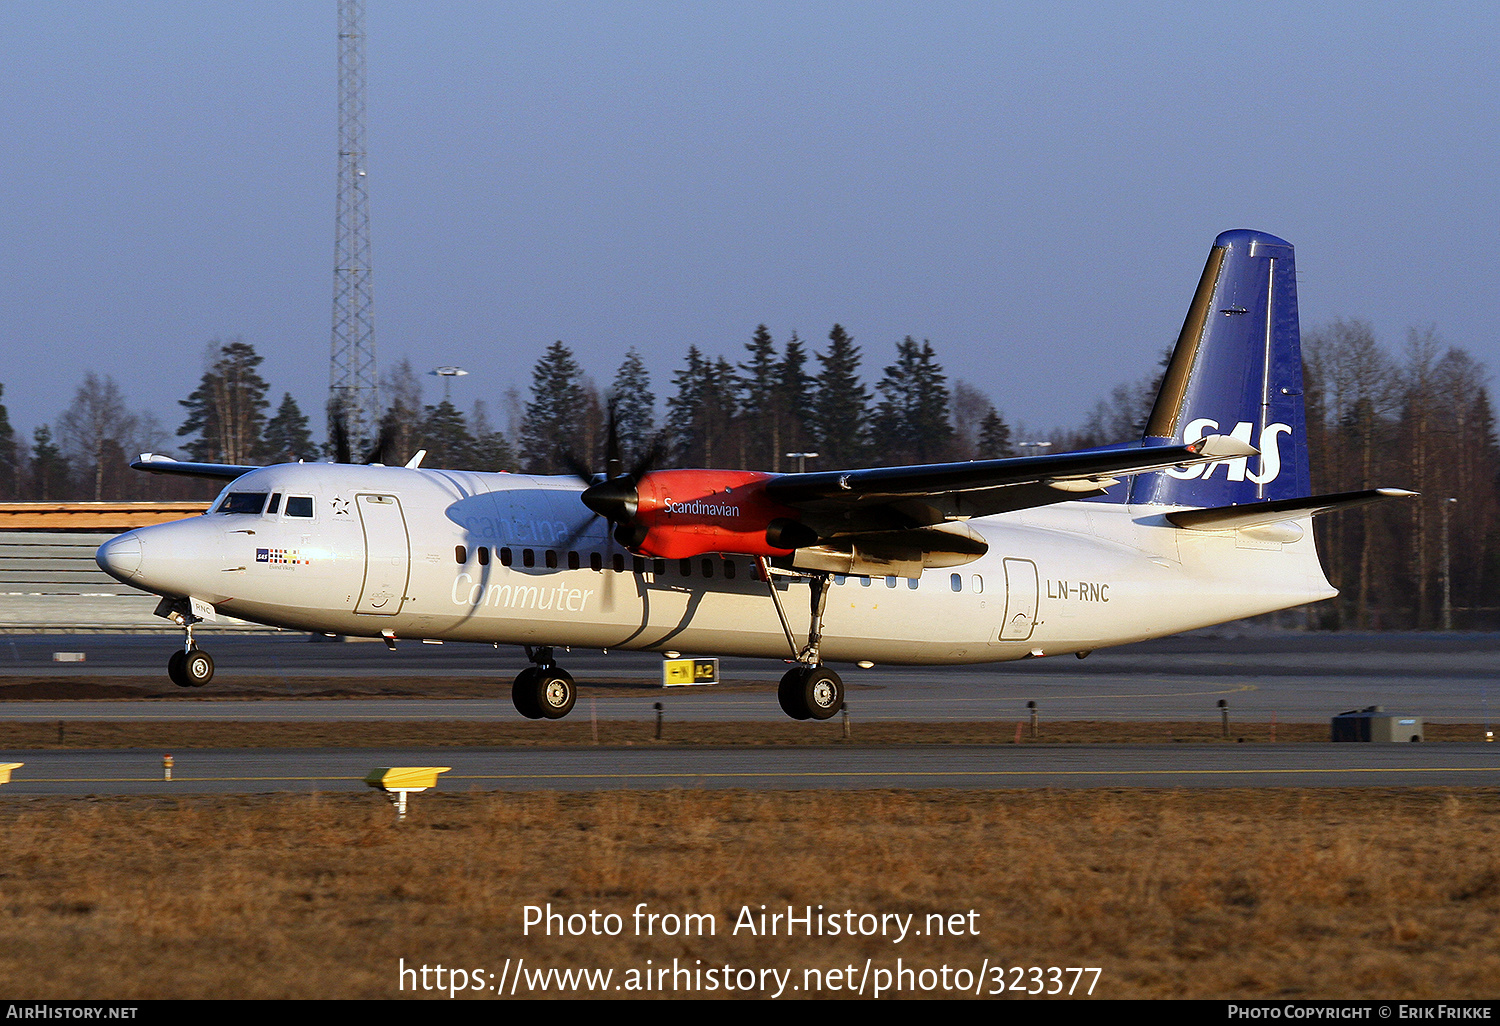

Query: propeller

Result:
[328,409,396,466]
[563,402,665,551]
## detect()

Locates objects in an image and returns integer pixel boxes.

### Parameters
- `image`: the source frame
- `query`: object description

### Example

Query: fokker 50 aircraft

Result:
[98,230,1409,720]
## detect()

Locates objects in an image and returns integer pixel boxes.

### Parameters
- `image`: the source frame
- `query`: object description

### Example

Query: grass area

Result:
[0,718,1490,749]
[2,788,1498,999]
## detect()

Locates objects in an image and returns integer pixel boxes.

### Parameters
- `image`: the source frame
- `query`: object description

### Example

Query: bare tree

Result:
[57,372,136,500]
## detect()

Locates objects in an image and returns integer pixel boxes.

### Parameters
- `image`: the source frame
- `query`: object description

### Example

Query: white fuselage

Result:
[101,463,1336,666]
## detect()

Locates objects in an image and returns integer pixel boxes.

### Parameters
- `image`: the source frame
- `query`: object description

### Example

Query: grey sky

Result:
[1,2,1495,450]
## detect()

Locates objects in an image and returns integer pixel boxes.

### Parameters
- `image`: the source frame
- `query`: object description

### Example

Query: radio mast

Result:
[329,0,378,452]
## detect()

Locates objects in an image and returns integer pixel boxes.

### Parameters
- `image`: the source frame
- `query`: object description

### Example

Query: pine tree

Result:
[519,341,586,474]
[666,346,708,466]
[774,331,814,472]
[976,407,1014,458]
[263,393,315,463]
[469,400,516,472]
[872,337,953,465]
[0,384,17,499]
[738,325,779,470]
[421,400,477,469]
[810,324,869,468]
[177,339,271,464]
[30,425,68,500]
[607,348,656,467]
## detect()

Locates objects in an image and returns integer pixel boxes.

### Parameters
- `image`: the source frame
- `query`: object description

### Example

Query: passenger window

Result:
[455,545,467,564]
[950,574,962,593]
[632,556,646,574]
[885,576,897,588]
[680,559,692,577]
[834,574,846,586]
[285,496,314,518]
[545,550,558,569]
[500,547,513,567]
[701,559,714,579]
[908,577,919,590]
[478,547,490,566]
[860,577,871,588]
[612,553,625,572]
[523,549,535,568]
[653,559,666,575]
[568,551,580,570]
[590,552,602,571]
[972,575,984,594]
[723,560,736,580]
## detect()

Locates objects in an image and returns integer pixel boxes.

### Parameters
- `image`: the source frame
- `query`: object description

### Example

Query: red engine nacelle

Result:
[628,469,811,559]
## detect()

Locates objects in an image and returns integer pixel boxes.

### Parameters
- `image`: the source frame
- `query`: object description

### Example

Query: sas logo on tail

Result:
[1166,419,1291,483]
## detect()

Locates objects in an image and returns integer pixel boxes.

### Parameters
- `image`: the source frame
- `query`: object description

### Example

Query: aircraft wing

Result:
[761,434,1257,529]
[130,453,259,480]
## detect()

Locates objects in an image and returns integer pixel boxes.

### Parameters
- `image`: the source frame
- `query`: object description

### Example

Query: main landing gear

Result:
[761,564,845,721]
[511,646,576,720]
[165,617,214,688]
[777,664,844,720]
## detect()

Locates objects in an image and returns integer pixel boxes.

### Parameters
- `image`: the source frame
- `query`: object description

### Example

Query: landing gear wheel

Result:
[536,669,576,720]
[182,649,214,687]
[512,667,544,719]
[801,666,843,720]
[778,667,812,720]
[167,650,190,688]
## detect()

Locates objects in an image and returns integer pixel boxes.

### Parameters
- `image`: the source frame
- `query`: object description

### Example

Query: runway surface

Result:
[2,631,1499,723]
[3,742,1498,795]
[3,632,1496,794]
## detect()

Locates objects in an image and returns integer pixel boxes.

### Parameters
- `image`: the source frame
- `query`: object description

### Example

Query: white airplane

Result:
[98,229,1409,720]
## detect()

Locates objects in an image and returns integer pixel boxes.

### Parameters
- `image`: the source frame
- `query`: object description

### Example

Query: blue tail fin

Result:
[1129,229,1311,507]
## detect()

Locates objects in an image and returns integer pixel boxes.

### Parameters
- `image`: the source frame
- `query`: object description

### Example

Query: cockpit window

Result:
[285,496,315,518]
[218,492,268,514]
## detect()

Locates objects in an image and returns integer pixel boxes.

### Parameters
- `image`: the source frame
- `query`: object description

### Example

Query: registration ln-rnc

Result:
[98,230,1410,721]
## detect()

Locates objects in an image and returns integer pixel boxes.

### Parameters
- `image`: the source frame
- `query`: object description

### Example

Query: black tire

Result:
[778,667,811,720]
[537,669,576,720]
[801,666,843,721]
[512,667,544,719]
[167,650,190,688]
[183,649,214,687]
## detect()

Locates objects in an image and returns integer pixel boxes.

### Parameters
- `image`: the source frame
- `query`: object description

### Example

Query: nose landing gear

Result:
[164,613,214,688]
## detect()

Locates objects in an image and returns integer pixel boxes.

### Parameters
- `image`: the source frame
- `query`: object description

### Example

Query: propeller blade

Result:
[363,423,395,465]
[329,413,352,464]
[560,450,596,485]
[628,435,666,481]
[604,400,623,481]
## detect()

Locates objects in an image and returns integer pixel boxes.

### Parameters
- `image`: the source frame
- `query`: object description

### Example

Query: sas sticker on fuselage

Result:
[256,548,310,567]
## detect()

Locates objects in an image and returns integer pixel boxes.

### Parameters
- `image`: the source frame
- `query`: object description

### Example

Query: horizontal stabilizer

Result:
[1166,488,1417,532]
[131,453,259,481]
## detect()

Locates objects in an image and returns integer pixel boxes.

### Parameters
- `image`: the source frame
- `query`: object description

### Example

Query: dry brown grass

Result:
[2,788,1498,999]
[1,719,1489,749]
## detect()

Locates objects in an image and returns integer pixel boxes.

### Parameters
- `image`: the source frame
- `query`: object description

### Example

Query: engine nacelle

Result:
[630,470,804,559]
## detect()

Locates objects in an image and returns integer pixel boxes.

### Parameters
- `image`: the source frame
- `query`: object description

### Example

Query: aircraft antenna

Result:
[329,0,379,452]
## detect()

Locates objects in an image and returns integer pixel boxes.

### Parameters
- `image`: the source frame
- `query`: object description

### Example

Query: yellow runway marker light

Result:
[364,766,450,820]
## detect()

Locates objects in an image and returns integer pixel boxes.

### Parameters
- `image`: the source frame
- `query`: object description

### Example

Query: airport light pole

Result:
[785,452,819,474]
[1442,497,1456,631]
[429,366,469,404]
